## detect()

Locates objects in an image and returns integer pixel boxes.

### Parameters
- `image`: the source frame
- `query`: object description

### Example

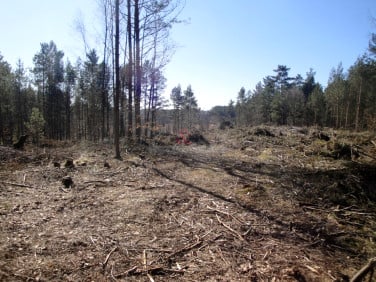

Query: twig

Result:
[206,205,244,224]
[147,266,186,275]
[102,246,118,270]
[59,187,70,193]
[243,227,253,236]
[337,219,364,227]
[143,249,147,271]
[114,265,138,278]
[216,214,245,242]
[217,246,230,265]
[114,265,185,278]
[1,181,35,189]
[350,257,376,282]
[13,273,36,281]
[84,180,110,185]
[304,239,325,247]
[166,240,203,260]
[147,273,155,282]
[110,265,117,281]
[117,247,171,253]
[354,145,376,160]
[305,264,319,274]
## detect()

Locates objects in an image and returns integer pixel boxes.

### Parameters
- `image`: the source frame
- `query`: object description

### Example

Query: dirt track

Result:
[1,127,375,281]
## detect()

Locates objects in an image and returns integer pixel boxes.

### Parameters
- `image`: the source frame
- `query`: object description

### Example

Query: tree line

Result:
[214,47,376,131]
[0,0,184,155]
[1,3,375,154]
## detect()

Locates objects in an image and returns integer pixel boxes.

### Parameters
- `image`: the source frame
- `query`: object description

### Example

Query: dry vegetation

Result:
[0,126,376,281]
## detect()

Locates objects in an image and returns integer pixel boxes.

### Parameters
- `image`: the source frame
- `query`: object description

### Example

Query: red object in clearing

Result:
[176,130,191,145]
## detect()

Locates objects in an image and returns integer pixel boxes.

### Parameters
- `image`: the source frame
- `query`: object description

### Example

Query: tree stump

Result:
[62,176,73,188]
[64,159,75,168]
[13,135,28,150]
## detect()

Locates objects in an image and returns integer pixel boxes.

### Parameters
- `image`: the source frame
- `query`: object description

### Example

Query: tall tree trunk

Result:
[114,0,121,158]
[355,78,362,132]
[151,87,157,138]
[101,0,108,140]
[335,96,339,128]
[120,82,125,137]
[134,0,142,143]
[127,0,133,141]
[345,101,350,129]
[65,89,71,139]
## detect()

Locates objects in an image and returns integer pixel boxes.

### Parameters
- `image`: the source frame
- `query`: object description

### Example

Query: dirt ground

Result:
[1,126,375,281]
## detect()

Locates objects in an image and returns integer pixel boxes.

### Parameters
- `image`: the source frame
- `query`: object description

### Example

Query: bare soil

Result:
[1,126,376,281]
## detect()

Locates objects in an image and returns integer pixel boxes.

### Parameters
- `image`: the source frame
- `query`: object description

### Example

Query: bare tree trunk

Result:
[355,79,362,132]
[114,0,121,159]
[134,0,142,143]
[336,96,339,128]
[345,101,350,129]
[101,0,109,140]
[151,87,157,138]
[120,80,125,137]
[65,90,71,139]
[127,0,133,141]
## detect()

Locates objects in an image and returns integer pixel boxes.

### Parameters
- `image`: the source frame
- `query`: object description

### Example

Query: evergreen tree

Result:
[64,61,76,140]
[307,84,326,126]
[183,85,198,131]
[235,87,247,126]
[348,55,376,131]
[325,63,346,128]
[32,41,65,139]
[26,107,45,145]
[13,60,29,137]
[0,54,14,144]
[170,85,183,133]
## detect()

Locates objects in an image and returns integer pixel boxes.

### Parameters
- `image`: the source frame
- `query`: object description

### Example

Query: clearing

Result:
[0,126,375,281]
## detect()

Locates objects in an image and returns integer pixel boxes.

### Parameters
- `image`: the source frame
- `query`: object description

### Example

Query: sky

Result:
[0,0,375,110]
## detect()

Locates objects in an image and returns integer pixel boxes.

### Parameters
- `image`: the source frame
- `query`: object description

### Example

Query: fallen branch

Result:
[102,246,118,270]
[147,273,155,282]
[120,247,171,253]
[350,257,376,282]
[114,265,138,278]
[114,265,185,278]
[354,145,376,160]
[83,180,110,185]
[166,240,203,260]
[59,187,70,193]
[146,266,186,275]
[216,214,245,242]
[1,181,35,189]
[206,205,244,224]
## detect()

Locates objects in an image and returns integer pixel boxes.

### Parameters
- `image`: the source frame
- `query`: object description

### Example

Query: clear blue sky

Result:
[1,0,375,110]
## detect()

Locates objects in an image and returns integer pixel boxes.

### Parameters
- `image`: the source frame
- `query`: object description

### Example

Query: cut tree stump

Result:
[64,159,75,168]
[13,135,28,150]
[62,176,73,188]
